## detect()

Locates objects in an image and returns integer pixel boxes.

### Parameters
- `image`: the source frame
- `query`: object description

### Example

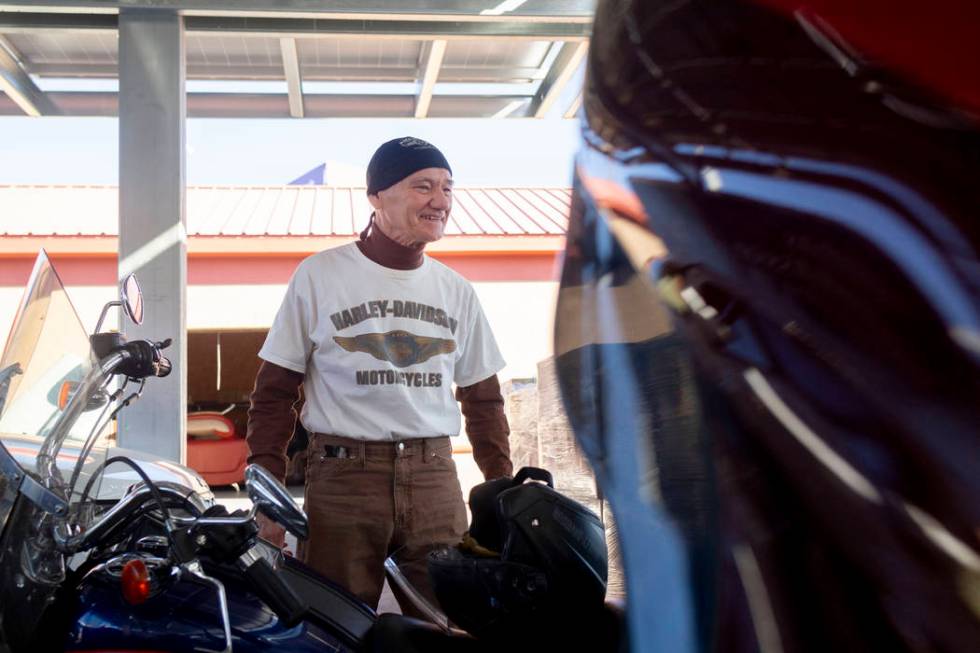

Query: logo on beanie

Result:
[399,137,436,150]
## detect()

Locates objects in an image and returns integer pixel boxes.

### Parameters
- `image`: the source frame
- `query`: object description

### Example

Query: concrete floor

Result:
[213,452,484,615]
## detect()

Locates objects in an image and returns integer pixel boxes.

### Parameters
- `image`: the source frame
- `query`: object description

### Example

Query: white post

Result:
[117,8,187,464]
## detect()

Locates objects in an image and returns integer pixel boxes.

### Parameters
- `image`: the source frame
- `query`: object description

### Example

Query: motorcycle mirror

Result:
[120,274,144,326]
[244,464,309,540]
[92,274,143,334]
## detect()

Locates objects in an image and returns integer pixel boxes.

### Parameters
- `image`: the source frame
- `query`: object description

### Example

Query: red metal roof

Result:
[0,185,570,237]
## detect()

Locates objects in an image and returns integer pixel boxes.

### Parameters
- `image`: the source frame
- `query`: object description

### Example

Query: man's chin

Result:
[415,224,446,243]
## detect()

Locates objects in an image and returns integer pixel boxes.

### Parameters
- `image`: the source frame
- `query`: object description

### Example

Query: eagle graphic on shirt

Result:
[334,330,456,368]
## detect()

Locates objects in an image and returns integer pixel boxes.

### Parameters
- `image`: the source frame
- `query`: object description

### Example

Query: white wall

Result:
[0,287,23,347]
[0,284,121,348]
[187,281,558,380]
[183,280,558,381]
[1,280,559,383]
[470,281,558,381]
[0,283,286,347]
[186,284,290,330]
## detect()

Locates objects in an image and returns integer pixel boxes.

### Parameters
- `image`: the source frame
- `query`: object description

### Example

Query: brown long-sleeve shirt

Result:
[246,220,512,483]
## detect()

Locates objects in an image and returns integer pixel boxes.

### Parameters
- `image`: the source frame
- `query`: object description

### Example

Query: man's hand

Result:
[256,512,287,550]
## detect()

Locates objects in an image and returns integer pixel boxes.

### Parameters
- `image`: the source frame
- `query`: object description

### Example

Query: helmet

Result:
[428,467,608,640]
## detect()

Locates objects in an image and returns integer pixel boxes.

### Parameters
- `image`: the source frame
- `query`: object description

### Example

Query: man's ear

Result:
[367,192,382,211]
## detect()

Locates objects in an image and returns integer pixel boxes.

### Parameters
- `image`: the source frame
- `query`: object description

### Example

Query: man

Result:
[246,136,513,613]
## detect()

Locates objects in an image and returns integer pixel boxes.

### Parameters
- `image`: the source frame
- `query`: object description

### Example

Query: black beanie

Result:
[366,137,452,195]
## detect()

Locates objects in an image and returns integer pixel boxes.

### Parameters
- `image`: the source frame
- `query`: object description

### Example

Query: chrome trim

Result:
[183,561,232,653]
[238,545,262,568]
[103,553,170,578]
[383,555,450,632]
[190,506,258,528]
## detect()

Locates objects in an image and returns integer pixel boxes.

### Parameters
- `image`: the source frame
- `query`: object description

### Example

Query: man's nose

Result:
[429,192,451,211]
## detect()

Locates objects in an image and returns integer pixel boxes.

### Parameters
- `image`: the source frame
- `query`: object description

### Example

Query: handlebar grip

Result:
[111,340,173,379]
[242,556,307,627]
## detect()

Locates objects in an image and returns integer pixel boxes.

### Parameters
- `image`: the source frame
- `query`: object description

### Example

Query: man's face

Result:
[369,167,453,247]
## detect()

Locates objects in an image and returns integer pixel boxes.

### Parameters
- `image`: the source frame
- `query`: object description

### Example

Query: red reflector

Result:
[121,559,151,605]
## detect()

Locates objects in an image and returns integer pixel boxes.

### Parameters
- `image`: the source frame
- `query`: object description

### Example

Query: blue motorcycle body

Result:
[65,568,358,652]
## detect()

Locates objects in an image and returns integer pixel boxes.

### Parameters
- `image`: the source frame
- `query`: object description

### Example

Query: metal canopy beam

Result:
[527,41,586,118]
[117,8,187,463]
[414,39,445,119]
[0,34,57,115]
[184,16,589,39]
[0,90,531,117]
[23,62,547,82]
[279,36,303,117]
[0,1,594,18]
[0,12,117,31]
[0,12,591,39]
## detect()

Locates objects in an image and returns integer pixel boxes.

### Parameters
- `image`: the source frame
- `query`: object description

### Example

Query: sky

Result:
[0,43,586,188]
[0,115,582,187]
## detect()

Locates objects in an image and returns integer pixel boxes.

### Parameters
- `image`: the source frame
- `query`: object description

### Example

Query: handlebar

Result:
[92,339,171,381]
[48,339,178,554]
[54,480,308,625]
[52,483,218,554]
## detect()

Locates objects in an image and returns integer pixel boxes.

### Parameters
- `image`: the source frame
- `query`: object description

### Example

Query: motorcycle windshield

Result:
[0,252,109,528]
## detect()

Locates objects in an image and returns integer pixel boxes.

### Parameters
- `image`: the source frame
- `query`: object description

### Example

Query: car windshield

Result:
[0,251,109,506]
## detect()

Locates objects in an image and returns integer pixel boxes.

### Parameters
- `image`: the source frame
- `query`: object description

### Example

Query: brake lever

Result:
[152,340,172,377]
[153,356,173,378]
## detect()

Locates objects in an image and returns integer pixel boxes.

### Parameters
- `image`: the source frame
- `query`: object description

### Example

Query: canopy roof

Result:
[0,0,592,118]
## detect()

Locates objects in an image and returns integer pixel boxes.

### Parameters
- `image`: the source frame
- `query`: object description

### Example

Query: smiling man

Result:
[246,137,513,615]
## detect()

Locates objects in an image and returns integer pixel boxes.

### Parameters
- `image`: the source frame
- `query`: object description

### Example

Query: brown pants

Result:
[297,433,467,615]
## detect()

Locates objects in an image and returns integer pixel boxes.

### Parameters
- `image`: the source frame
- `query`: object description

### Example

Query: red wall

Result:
[0,253,559,288]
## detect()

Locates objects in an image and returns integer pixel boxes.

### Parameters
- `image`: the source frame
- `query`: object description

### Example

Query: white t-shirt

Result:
[259,243,505,441]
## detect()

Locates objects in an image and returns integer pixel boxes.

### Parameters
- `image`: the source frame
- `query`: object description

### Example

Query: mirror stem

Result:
[93,300,122,334]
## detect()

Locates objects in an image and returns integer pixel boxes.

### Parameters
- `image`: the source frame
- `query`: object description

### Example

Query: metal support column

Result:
[117,8,187,464]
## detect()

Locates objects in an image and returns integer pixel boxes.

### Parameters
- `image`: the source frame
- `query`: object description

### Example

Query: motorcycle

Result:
[0,251,395,652]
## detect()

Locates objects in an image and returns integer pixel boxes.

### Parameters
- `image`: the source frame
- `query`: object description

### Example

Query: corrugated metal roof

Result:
[0,185,569,237]
[5,31,564,83]
[0,11,590,118]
